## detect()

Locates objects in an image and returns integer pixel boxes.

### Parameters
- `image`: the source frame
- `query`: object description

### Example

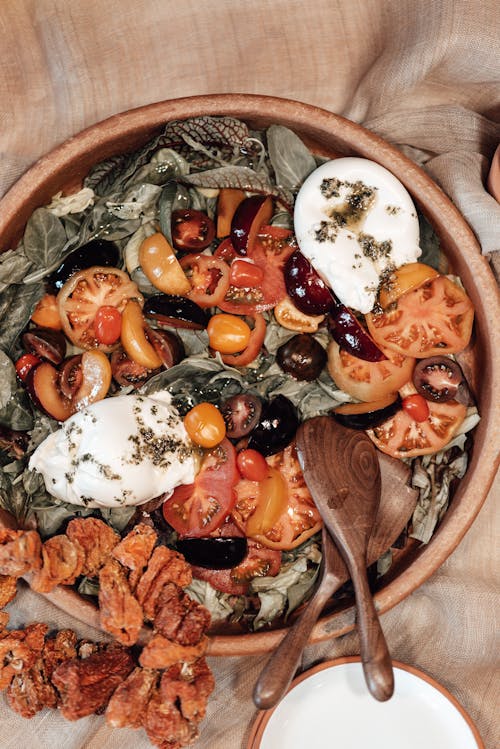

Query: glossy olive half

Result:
[277,333,327,381]
[247,395,299,456]
[50,239,120,290]
[143,294,208,330]
[413,356,471,404]
[332,394,402,430]
[176,537,248,569]
[22,328,66,365]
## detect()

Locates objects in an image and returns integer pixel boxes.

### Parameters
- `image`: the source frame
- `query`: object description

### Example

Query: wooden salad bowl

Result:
[1,94,498,656]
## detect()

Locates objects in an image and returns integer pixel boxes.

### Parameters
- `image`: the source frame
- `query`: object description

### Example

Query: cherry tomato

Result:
[31,293,62,330]
[180,254,230,308]
[184,402,226,448]
[171,209,215,252]
[94,305,122,345]
[139,232,191,296]
[232,444,322,550]
[207,313,251,354]
[229,259,264,288]
[274,295,325,333]
[366,275,474,358]
[236,449,268,482]
[327,339,416,402]
[219,313,266,367]
[15,353,41,382]
[221,395,263,440]
[121,300,162,369]
[162,438,238,536]
[245,467,288,537]
[402,393,430,422]
[57,266,143,351]
[367,399,467,458]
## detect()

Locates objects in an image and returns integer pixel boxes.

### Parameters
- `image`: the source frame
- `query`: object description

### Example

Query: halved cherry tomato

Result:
[367,398,467,458]
[180,254,230,308]
[162,438,238,536]
[139,232,191,296]
[31,293,62,330]
[232,443,322,550]
[229,259,264,288]
[15,353,41,382]
[378,262,440,309]
[94,305,122,345]
[214,226,295,314]
[217,189,246,238]
[402,393,430,422]
[366,275,474,358]
[236,449,268,482]
[274,295,325,333]
[327,339,416,402]
[207,313,251,354]
[183,402,226,448]
[171,209,215,252]
[57,266,143,351]
[121,300,162,369]
[219,313,266,367]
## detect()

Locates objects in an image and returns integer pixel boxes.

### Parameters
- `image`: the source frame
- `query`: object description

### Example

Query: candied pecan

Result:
[112,523,158,591]
[98,558,144,645]
[0,574,17,608]
[139,634,208,671]
[154,583,211,646]
[0,529,42,576]
[66,517,120,577]
[30,535,85,593]
[51,644,134,721]
[77,640,100,659]
[42,629,78,681]
[161,658,215,723]
[106,666,159,729]
[135,547,192,621]
[144,688,198,749]
[0,623,48,690]
[7,657,56,717]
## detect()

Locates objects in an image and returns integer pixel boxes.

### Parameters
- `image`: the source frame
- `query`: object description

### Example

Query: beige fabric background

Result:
[0,1,499,747]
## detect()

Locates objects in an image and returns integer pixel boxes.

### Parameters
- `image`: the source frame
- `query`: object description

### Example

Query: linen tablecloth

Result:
[1,1,499,747]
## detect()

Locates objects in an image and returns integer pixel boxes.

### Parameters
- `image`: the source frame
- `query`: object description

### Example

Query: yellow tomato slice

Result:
[378,262,439,309]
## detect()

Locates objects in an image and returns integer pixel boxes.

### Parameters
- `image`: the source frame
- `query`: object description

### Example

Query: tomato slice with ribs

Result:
[214,226,296,314]
[232,443,322,550]
[162,438,238,536]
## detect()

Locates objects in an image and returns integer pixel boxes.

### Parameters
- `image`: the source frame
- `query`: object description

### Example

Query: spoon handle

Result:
[350,561,394,701]
[253,575,339,710]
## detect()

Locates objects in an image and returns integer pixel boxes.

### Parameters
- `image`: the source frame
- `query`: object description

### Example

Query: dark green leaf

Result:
[182,166,294,208]
[158,181,190,244]
[0,351,16,409]
[23,208,67,268]
[0,387,34,431]
[0,248,33,292]
[0,282,45,355]
[267,125,317,190]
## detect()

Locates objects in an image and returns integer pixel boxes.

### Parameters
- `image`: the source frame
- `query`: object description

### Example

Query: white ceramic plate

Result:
[248,657,484,749]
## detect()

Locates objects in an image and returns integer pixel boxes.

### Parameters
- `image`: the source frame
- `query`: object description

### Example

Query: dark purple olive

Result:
[277,334,327,381]
[22,328,66,365]
[220,394,262,440]
[176,537,248,569]
[413,356,471,404]
[110,347,151,388]
[247,395,299,456]
[148,328,185,368]
[0,425,30,459]
[59,355,83,398]
[284,250,334,315]
[50,239,120,291]
[143,294,208,330]
[327,305,385,362]
[332,394,402,430]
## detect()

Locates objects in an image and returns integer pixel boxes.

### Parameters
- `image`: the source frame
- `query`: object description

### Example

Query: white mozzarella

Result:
[294,157,421,313]
[29,391,195,508]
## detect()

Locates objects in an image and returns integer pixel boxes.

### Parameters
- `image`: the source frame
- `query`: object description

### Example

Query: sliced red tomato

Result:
[366,275,474,358]
[367,398,467,458]
[214,226,296,314]
[57,266,143,351]
[191,537,282,595]
[327,339,416,402]
[179,254,230,309]
[162,438,238,536]
[232,443,322,550]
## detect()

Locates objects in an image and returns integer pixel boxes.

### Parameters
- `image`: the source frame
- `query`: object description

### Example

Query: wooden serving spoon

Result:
[296,416,394,701]
[253,450,417,709]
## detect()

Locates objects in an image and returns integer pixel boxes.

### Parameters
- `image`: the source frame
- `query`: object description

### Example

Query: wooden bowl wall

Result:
[1,94,499,656]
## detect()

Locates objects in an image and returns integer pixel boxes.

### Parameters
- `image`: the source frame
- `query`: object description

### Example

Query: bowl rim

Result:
[1,93,499,656]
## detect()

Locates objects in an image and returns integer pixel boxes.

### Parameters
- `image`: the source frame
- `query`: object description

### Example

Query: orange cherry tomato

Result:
[207,313,252,354]
[120,300,162,369]
[245,467,288,537]
[94,305,122,345]
[236,449,268,482]
[184,402,227,448]
[229,259,265,288]
[31,293,62,330]
[139,232,191,296]
[15,353,41,382]
[402,393,430,422]
[220,313,266,367]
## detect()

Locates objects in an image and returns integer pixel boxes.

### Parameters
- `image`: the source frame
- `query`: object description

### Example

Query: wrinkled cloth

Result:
[0,1,498,748]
